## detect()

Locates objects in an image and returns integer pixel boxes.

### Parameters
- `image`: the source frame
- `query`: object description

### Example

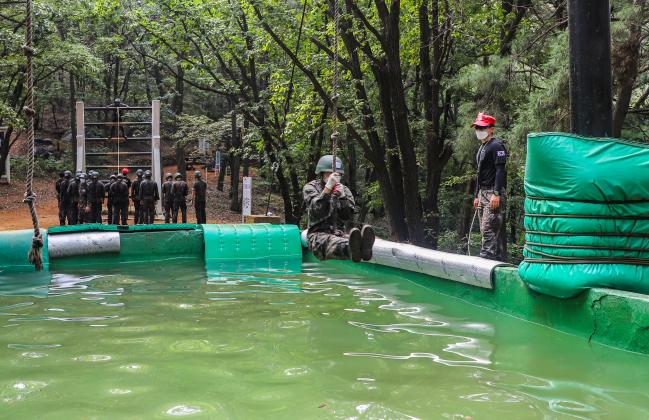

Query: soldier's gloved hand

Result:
[325,172,341,191]
[333,184,346,199]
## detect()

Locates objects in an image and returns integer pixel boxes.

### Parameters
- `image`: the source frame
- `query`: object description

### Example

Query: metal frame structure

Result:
[76,100,162,214]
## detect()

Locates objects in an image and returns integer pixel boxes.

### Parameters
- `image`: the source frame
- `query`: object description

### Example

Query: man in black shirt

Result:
[111,174,130,225]
[106,174,117,224]
[171,172,189,223]
[471,112,507,261]
[138,170,159,224]
[192,171,207,224]
[67,172,81,225]
[130,169,143,224]
[86,171,105,224]
[58,171,72,225]
[161,173,174,223]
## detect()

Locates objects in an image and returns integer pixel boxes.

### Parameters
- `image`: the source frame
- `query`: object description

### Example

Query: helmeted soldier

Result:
[192,170,207,224]
[78,173,88,224]
[66,171,81,225]
[58,170,72,225]
[86,171,105,223]
[303,155,374,262]
[137,170,159,224]
[106,174,117,224]
[111,174,130,225]
[471,112,507,261]
[131,169,144,224]
[171,172,189,223]
[55,171,64,216]
[161,173,174,223]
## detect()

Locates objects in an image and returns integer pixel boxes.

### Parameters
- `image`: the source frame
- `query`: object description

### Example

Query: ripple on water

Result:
[1,381,48,403]
[73,354,112,362]
[165,404,208,416]
[21,352,47,359]
[109,388,132,395]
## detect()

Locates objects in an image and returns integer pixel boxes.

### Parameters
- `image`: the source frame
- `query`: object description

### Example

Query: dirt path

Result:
[0,169,285,231]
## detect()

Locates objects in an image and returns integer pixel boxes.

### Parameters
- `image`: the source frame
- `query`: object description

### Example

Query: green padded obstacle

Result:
[519,133,649,298]
[203,224,302,273]
[0,229,49,273]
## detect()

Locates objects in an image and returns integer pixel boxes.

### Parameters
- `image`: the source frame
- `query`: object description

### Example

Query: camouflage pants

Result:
[478,189,507,261]
[307,231,349,261]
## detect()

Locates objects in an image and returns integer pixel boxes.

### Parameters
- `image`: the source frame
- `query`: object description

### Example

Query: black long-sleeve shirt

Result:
[475,137,507,196]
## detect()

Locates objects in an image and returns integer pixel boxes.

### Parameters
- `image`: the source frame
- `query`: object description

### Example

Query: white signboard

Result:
[242,176,252,221]
[215,150,221,172]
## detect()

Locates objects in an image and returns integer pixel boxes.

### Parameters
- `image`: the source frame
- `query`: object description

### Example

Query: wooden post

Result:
[75,101,85,172]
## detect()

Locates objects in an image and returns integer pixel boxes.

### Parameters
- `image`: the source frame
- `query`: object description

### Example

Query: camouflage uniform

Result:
[478,190,507,260]
[303,179,356,260]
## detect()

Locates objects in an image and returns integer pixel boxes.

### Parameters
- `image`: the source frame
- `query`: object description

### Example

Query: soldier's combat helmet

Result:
[144,170,152,179]
[315,155,344,175]
[194,170,202,178]
[165,172,173,180]
[174,172,182,180]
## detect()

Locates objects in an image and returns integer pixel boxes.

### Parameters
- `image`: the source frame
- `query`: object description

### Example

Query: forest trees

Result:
[1,0,648,252]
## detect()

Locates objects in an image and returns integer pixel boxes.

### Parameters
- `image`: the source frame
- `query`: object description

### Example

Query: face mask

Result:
[475,129,489,140]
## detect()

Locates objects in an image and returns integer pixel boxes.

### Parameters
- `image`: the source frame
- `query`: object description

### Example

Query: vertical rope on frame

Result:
[22,0,44,271]
[330,0,341,172]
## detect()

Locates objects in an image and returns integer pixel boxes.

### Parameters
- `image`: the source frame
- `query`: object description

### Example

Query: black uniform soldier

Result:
[111,174,129,225]
[55,171,64,216]
[121,168,130,188]
[106,174,117,224]
[303,155,374,262]
[161,173,174,223]
[138,170,159,224]
[192,170,207,224]
[131,169,143,224]
[67,172,81,225]
[171,172,189,223]
[78,173,88,224]
[58,171,72,225]
[471,112,507,261]
[86,171,105,223]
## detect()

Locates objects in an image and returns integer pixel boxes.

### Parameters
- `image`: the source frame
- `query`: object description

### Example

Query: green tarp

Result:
[519,133,649,298]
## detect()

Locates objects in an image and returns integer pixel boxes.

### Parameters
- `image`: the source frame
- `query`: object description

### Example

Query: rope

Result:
[330,0,341,171]
[466,207,479,256]
[22,0,44,271]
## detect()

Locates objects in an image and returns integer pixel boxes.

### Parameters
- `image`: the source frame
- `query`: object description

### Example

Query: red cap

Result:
[122,168,129,175]
[470,112,496,128]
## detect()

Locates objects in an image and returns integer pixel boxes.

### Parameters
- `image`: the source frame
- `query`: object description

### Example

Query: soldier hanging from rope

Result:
[303,155,375,262]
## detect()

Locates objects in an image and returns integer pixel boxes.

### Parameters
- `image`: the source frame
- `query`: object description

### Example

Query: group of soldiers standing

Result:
[55,168,207,226]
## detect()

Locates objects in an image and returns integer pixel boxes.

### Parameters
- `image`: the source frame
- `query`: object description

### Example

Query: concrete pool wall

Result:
[1,224,648,354]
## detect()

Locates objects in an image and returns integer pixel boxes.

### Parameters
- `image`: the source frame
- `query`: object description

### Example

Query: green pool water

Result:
[1,258,649,419]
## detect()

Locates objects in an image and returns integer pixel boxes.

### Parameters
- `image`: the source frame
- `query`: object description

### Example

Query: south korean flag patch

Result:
[496,150,506,157]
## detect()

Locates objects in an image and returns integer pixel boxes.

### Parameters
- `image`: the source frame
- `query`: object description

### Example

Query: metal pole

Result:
[568,0,613,137]
[151,100,162,216]
[76,101,85,172]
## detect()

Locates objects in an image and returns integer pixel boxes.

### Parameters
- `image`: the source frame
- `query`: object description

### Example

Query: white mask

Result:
[475,129,489,140]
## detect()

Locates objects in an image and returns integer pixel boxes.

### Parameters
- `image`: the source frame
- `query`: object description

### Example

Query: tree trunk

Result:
[172,65,186,179]
[612,0,644,137]
[229,105,241,212]
[69,73,77,167]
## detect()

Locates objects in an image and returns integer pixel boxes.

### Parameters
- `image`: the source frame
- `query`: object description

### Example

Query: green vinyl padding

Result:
[203,224,303,273]
[519,133,649,298]
[0,229,49,274]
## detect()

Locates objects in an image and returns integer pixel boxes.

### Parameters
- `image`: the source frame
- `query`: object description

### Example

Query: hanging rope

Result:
[22,0,44,271]
[330,0,341,171]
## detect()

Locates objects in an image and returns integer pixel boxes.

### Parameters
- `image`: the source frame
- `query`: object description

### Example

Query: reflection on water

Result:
[0,257,648,418]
